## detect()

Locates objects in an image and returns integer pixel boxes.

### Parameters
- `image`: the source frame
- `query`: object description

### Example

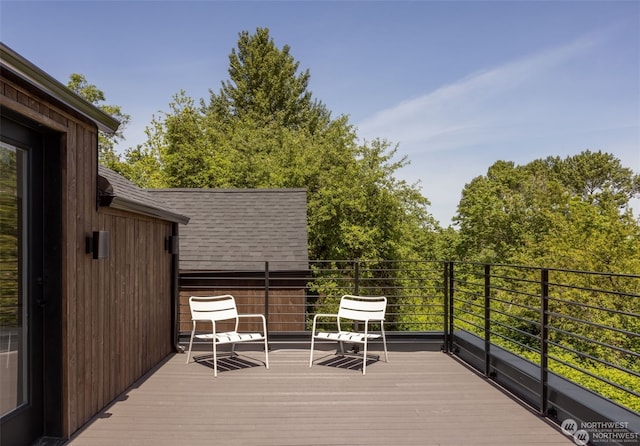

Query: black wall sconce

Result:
[86,231,110,260]
[165,235,179,254]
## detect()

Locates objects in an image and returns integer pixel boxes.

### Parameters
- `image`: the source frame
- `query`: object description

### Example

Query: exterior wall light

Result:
[86,231,110,260]
[165,235,179,254]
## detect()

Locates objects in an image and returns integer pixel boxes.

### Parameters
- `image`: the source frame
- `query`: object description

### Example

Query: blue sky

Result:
[2,1,638,225]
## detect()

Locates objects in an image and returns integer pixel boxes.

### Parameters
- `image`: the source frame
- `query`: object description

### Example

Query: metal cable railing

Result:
[447,262,639,415]
[180,259,446,333]
[178,260,639,414]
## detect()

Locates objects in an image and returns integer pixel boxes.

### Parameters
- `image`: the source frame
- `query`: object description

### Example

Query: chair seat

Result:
[313,331,382,343]
[195,331,265,344]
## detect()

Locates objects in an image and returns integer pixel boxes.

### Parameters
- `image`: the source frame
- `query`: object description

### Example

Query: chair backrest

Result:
[337,295,387,322]
[189,295,239,322]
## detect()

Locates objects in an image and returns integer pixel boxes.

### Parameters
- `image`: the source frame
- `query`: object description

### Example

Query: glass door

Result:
[0,141,28,417]
[0,117,45,446]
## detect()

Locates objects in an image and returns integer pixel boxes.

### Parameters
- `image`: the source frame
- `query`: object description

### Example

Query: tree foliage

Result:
[207,28,329,132]
[454,150,640,273]
[66,73,130,171]
[451,152,639,410]
[133,28,437,261]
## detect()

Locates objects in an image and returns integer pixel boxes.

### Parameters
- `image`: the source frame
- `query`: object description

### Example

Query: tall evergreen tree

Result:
[137,27,436,261]
[207,28,330,132]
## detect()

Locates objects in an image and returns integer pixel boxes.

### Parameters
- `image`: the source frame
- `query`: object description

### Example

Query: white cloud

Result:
[356,29,606,154]
[357,25,639,225]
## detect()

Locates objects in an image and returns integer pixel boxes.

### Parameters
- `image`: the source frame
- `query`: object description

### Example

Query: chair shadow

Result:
[315,353,380,372]
[192,353,264,374]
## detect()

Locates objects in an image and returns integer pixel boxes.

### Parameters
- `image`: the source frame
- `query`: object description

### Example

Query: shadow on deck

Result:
[65,345,573,446]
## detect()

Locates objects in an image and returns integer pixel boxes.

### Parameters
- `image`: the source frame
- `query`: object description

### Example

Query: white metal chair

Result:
[185,295,269,377]
[309,295,388,375]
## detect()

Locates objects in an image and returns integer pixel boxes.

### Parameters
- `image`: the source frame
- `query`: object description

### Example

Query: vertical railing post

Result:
[264,261,270,329]
[448,261,455,353]
[540,268,549,416]
[484,264,491,377]
[6,331,11,368]
[443,261,449,353]
[353,261,360,335]
[354,260,360,295]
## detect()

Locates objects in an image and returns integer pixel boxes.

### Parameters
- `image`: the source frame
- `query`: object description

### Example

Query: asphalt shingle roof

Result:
[148,189,308,272]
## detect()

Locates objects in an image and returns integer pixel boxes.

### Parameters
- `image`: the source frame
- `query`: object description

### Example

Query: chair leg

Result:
[381,327,389,362]
[264,337,270,369]
[186,326,196,364]
[213,337,218,377]
[362,338,368,375]
[309,335,315,368]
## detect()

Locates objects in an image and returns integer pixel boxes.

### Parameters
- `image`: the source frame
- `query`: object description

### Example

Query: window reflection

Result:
[0,142,26,417]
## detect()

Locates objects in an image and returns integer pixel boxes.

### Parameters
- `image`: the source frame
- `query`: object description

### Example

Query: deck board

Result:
[65,347,573,445]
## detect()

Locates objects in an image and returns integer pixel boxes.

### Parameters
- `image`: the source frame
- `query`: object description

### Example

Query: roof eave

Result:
[0,43,120,134]
[107,196,190,225]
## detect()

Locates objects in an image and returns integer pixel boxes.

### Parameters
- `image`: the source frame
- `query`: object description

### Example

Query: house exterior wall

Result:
[1,73,174,438]
[68,208,174,435]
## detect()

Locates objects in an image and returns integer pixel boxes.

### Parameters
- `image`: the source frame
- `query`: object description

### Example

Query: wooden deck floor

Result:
[65,346,573,446]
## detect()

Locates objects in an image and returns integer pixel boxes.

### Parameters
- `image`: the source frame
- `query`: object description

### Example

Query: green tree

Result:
[207,28,330,133]
[158,91,215,188]
[454,151,640,405]
[520,197,640,274]
[66,73,130,171]
[454,160,562,262]
[454,151,640,267]
[548,150,640,209]
[118,143,165,189]
[139,27,437,262]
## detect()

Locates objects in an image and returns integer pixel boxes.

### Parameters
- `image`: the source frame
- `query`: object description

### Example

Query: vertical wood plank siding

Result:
[179,285,306,333]
[1,77,175,438]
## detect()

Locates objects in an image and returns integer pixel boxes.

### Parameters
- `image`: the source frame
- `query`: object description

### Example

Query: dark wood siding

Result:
[179,275,307,333]
[67,208,174,434]
[2,75,175,438]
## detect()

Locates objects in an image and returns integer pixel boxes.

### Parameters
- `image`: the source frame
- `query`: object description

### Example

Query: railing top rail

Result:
[450,261,640,279]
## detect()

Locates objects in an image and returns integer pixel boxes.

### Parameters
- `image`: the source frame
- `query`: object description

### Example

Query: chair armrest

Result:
[311,313,339,334]
[313,313,338,320]
[237,313,268,333]
[237,313,267,320]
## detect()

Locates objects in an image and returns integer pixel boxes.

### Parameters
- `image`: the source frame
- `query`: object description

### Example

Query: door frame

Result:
[0,111,63,445]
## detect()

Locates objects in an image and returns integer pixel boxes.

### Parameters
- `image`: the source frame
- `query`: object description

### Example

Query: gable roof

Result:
[148,188,308,272]
[98,165,189,224]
